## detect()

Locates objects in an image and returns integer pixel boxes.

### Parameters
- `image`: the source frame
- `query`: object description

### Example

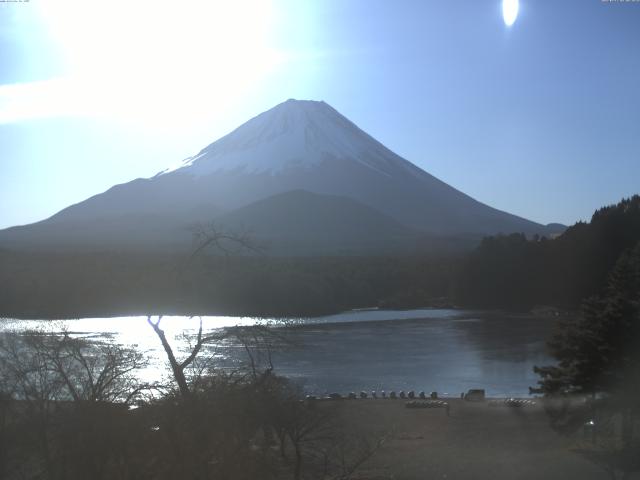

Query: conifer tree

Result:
[535,241,640,399]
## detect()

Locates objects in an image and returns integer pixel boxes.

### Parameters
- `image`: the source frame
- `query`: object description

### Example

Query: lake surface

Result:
[0,309,555,397]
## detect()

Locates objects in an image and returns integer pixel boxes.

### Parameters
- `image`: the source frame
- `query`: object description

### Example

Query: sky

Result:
[0,0,639,229]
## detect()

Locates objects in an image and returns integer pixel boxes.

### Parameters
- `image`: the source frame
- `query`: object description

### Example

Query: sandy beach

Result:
[331,398,610,480]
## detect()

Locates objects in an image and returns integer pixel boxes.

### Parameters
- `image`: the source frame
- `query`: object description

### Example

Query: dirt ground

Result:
[332,398,621,480]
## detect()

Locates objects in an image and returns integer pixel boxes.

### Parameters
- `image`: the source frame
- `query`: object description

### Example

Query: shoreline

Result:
[332,398,605,479]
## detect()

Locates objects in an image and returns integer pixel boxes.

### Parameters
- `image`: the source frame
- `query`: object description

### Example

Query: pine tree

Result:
[534,243,640,479]
[535,241,640,399]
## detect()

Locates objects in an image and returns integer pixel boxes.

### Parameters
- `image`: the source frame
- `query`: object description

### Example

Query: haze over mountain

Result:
[0,99,563,254]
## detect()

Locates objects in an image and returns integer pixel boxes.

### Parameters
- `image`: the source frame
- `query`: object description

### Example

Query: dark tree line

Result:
[530,241,640,480]
[518,198,640,480]
[0,252,459,319]
[456,195,640,477]
[535,242,640,399]
[2,196,639,319]
[458,195,640,310]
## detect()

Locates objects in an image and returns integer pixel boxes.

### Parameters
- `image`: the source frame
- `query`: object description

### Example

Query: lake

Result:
[0,309,555,397]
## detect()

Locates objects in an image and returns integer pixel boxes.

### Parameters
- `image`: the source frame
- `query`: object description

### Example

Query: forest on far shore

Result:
[0,252,458,319]
[457,195,640,310]
[0,195,638,319]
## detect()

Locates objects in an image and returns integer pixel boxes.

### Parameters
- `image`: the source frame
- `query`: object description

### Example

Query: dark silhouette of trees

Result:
[458,195,640,310]
[147,315,226,398]
[535,242,640,398]
[534,242,640,480]
[0,331,148,479]
[0,325,381,480]
[0,250,460,319]
[457,196,640,479]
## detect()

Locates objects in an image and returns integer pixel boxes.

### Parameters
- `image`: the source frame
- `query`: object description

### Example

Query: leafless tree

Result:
[141,225,383,479]
[0,329,149,479]
[148,223,274,396]
[189,221,264,260]
[147,315,227,398]
[47,333,148,404]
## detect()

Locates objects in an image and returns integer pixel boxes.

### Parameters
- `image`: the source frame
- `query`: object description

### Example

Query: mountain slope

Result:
[0,99,563,254]
[216,189,423,255]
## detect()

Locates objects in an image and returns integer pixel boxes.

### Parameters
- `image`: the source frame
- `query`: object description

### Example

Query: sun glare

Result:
[31,0,283,128]
[502,0,519,27]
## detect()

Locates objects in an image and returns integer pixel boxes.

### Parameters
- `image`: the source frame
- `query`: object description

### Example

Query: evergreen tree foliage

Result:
[534,241,640,398]
[459,195,640,309]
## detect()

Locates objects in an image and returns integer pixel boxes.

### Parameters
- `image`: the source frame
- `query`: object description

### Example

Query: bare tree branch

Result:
[189,222,264,261]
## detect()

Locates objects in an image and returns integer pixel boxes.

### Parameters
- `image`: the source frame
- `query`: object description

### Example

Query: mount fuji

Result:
[0,99,563,254]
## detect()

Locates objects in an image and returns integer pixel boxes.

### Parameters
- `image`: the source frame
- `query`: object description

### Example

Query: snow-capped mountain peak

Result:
[159,99,414,177]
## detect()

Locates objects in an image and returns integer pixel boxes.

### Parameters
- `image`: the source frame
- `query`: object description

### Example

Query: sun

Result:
[502,0,520,27]
[33,0,284,128]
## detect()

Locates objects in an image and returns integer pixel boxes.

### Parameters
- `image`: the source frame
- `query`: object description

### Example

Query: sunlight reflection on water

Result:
[0,309,553,397]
